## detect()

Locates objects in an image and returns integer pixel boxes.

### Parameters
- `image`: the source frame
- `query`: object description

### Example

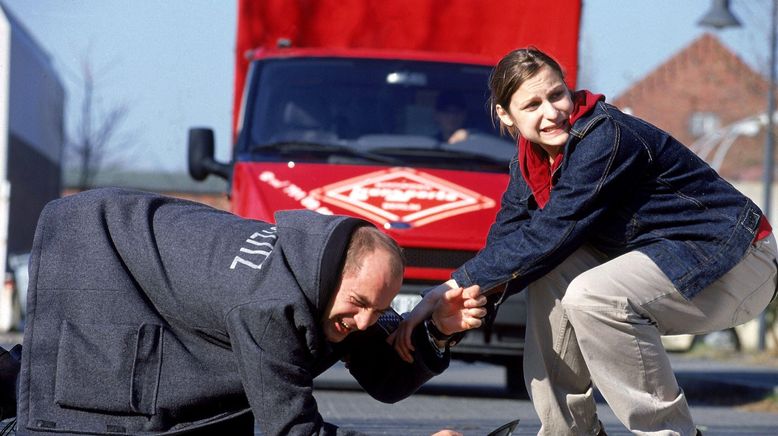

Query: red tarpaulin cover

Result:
[234,0,581,134]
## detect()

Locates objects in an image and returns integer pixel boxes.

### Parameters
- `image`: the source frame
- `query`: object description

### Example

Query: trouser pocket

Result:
[54,321,163,415]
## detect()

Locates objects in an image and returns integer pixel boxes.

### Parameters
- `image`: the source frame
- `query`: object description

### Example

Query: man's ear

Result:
[495,104,514,127]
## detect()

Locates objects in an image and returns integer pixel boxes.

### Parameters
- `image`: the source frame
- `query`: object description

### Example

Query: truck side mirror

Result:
[188,128,231,181]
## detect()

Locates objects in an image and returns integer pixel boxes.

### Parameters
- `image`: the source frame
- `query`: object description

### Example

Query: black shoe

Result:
[0,344,22,420]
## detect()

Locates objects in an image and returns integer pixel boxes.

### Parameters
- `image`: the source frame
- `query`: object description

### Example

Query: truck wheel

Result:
[700,328,740,352]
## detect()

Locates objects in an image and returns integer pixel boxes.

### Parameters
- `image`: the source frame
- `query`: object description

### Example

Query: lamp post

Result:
[699,0,777,351]
[698,0,741,28]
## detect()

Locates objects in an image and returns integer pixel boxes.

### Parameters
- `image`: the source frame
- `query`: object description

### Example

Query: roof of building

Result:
[613,33,767,105]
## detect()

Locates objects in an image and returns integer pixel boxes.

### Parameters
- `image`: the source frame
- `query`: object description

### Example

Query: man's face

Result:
[321,248,402,343]
[435,106,467,138]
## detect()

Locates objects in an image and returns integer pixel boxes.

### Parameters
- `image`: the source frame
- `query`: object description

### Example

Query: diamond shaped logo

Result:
[310,167,495,228]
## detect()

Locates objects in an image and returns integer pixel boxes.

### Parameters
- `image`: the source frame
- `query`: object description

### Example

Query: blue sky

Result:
[1,0,774,173]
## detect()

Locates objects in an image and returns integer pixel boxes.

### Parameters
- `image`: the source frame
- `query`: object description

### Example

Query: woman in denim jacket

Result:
[393,48,778,435]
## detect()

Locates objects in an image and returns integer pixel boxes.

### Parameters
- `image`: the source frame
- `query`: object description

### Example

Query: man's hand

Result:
[387,282,450,363]
[388,282,487,364]
[431,285,487,336]
[447,128,469,144]
[432,429,464,436]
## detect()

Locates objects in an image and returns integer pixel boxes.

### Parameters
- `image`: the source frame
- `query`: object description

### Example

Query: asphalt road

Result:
[4,331,778,435]
[311,359,778,435]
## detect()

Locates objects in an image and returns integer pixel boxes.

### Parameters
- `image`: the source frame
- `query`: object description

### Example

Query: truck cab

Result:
[189,47,527,391]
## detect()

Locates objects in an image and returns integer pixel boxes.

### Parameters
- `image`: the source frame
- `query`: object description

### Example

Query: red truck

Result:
[189,0,581,391]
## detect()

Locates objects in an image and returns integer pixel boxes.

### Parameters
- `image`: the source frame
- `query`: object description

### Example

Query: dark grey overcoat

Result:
[17,188,447,435]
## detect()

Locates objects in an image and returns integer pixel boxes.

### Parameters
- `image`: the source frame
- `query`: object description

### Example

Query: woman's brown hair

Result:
[489,47,566,138]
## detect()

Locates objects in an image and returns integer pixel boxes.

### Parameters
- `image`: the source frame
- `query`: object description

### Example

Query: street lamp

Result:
[698,0,742,29]
[699,0,777,351]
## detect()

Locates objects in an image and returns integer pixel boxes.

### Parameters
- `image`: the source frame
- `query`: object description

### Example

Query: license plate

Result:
[390,293,422,315]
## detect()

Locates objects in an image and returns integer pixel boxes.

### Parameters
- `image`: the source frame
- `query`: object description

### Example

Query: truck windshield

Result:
[239,57,515,172]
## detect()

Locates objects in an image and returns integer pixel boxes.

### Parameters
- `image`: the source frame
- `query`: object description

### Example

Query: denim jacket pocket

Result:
[54,321,163,416]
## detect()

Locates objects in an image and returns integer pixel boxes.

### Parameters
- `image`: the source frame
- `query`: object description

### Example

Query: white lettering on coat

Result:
[230,227,277,270]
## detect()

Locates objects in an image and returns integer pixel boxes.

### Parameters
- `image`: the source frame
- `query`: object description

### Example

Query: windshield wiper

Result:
[369,146,509,167]
[250,141,403,165]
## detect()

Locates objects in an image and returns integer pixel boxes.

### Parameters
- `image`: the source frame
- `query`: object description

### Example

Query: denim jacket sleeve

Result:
[483,156,532,247]
[452,106,650,296]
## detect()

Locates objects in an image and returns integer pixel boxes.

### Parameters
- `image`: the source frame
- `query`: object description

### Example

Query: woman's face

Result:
[496,65,573,153]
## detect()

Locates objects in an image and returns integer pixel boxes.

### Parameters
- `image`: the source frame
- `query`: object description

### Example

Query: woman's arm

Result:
[389,283,486,363]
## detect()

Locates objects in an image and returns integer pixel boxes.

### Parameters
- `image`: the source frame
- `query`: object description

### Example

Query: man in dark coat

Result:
[11,188,485,435]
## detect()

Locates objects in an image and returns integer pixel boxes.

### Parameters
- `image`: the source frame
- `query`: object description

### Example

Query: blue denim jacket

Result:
[452,101,763,300]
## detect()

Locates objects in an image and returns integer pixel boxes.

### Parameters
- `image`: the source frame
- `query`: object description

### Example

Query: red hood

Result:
[231,162,508,253]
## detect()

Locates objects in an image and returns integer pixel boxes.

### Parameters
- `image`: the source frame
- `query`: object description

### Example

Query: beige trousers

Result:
[524,235,778,436]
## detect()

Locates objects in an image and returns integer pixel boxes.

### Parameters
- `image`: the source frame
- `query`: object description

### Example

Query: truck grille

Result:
[402,248,478,269]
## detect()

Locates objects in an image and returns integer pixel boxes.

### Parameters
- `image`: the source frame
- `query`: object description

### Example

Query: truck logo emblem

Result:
[310,167,495,228]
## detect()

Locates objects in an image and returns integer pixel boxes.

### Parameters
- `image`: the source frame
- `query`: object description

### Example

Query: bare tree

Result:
[68,58,130,190]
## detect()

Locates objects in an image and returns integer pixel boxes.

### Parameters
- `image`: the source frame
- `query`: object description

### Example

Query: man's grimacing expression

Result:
[495,64,573,156]
[322,248,402,342]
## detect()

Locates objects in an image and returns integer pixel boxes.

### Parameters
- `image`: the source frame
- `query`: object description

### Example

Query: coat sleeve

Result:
[225,301,367,436]
[341,322,449,403]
